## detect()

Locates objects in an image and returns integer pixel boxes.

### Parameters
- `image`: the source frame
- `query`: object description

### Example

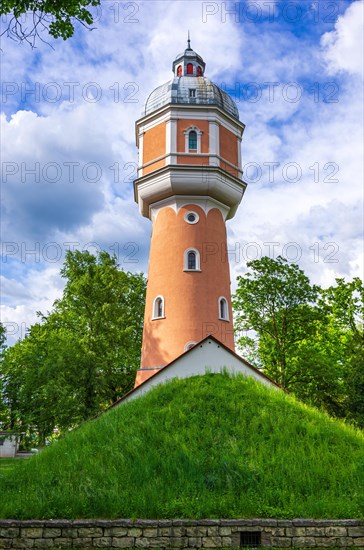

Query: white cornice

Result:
[134,166,247,221]
[149,195,230,222]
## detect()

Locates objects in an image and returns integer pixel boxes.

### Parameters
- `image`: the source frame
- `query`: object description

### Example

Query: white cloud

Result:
[321,0,364,75]
[1,0,363,346]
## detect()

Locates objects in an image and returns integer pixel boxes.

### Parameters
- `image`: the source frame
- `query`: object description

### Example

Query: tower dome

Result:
[144,38,239,120]
[144,77,239,119]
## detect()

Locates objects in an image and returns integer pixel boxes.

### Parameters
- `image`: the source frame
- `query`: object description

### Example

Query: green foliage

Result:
[0,373,362,519]
[233,256,320,387]
[0,251,146,440]
[233,257,364,426]
[1,0,101,45]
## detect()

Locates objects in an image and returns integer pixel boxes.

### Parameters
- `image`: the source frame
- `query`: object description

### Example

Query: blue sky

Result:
[1,0,363,345]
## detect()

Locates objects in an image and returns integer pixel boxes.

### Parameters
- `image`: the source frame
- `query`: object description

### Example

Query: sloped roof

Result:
[111,335,280,408]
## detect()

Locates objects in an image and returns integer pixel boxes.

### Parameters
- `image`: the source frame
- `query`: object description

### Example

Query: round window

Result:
[184,211,199,225]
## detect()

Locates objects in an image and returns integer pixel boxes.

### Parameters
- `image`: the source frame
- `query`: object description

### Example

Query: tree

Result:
[50,249,146,417]
[233,256,319,388]
[233,257,364,424]
[0,250,146,438]
[0,323,8,426]
[320,278,364,426]
[1,0,100,46]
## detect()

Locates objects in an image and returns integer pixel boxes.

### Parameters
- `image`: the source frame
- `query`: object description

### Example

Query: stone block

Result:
[32,539,53,548]
[335,537,354,547]
[158,521,173,528]
[221,536,232,547]
[170,527,185,537]
[251,519,277,527]
[105,528,128,537]
[51,537,73,548]
[43,529,61,538]
[349,528,364,537]
[12,539,34,549]
[292,536,316,547]
[112,536,135,548]
[270,536,292,547]
[207,527,220,537]
[221,519,252,527]
[201,536,222,547]
[0,540,13,549]
[353,538,364,547]
[133,521,157,528]
[142,528,158,538]
[134,537,151,548]
[188,537,202,547]
[43,521,70,528]
[149,537,171,547]
[61,528,79,538]
[20,529,43,539]
[0,527,20,537]
[313,537,338,547]
[169,537,188,547]
[78,528,104,538]
[306,527,326,537]
[325,527,348,537]
[219,527,231,536]
[92,537,112,547]
[269,528,286,537]
[229,533,241,547]
[186,527,206,537]
[128,528,142,537]
[293,519,322,527]
[286,527,306,537]
[73,537,93,547]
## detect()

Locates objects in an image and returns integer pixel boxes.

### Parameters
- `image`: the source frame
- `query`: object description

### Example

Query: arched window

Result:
[187,63,193,75]
[219,297,229,321]
[177,65,182,76]
[184,126,202,153]
[197,66,203,76]
[189,130,197,150]
[184,248,201,271]
[188,251,196,270]
[152,296,165,319]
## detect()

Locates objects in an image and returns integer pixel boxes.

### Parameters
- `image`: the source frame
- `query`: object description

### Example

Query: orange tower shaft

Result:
[134,41,247,387]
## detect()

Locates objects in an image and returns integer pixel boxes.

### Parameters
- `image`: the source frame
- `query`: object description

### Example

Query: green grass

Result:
[0,458,21,474]
[0,372,363,519]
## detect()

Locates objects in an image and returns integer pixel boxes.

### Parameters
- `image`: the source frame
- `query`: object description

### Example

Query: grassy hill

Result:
[0,372,363,519]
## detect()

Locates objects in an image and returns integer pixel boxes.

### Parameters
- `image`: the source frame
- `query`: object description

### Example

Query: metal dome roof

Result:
[144,76,240,120]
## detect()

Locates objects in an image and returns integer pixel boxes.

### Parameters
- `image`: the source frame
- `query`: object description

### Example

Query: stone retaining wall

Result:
[0,519,363,549]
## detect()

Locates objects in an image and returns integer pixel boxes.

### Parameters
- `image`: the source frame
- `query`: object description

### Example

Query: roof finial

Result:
[187,30,191,50]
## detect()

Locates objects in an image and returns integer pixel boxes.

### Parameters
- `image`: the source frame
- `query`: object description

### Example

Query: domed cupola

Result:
[172,34,206,77]
[144,36,240,120]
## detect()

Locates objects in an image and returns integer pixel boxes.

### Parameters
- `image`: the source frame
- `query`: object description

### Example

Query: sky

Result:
[1,0,363,346]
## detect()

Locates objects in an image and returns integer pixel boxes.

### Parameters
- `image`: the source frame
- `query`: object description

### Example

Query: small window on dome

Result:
[177,65,182,76]
[189,88,196,98]
[189,130,197,150]
[197,66,203,76]
[187,63,193,75]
